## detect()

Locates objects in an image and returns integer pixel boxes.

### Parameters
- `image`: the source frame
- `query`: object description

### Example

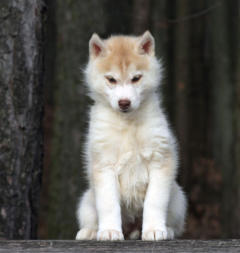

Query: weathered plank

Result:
[0,240,239,253]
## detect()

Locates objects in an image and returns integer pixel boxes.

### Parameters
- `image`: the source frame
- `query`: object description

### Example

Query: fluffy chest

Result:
[89,110,173,208]
[117,150,149,211]
[91,116,155,156]
[92,123,152,207]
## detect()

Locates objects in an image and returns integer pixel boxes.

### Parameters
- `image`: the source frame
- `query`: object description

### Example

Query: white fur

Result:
[76,34,187,241]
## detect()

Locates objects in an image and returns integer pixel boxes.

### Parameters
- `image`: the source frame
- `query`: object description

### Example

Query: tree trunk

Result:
[233,0,240,238]
[131,0,151,34]
[229,0,240,237]
[208,0,234,238]
[104,0,133,35]
[0,0,45,239]
[172,0,190,187]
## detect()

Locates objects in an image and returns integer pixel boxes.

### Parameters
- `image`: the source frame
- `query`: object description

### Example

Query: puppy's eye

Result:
[105,76,117,84]
[131,74,142,83]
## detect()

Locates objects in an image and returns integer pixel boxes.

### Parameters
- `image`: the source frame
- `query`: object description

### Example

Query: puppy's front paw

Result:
[142,227,174,241]
[76,228,97,240]
[97,229,124,241]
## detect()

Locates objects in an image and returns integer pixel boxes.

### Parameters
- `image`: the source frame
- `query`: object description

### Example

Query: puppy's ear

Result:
[89,33,106,58]
[138,31,155,55]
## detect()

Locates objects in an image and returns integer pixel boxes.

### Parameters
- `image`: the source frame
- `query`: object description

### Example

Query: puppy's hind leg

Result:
[167,182,187,238]
[76,189,98,240]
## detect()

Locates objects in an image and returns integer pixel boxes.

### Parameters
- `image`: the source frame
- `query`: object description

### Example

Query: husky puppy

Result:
[76,31,187,241]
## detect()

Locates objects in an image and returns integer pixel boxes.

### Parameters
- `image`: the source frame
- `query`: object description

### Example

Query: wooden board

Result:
[0,240,239,253]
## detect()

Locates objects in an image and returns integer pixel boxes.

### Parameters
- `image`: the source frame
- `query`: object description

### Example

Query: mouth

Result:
[119,108,130,113]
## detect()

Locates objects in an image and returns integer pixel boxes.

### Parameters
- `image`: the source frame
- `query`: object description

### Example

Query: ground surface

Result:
[0,240,239,253]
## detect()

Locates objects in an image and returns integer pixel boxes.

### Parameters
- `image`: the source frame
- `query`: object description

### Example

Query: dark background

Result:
[0,0,240,240]
[40,0,240,239]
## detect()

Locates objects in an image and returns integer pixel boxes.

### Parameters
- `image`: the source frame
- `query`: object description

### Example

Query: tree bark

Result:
[172,0,190,187]
[208,0,234,237]
[131,0,151,34]
[104,0,133,36]
[0,0,45,239]
[234,0,240,238]
[230,0,240,237]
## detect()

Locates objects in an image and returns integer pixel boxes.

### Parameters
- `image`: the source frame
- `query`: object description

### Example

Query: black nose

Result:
[118,99,131,111]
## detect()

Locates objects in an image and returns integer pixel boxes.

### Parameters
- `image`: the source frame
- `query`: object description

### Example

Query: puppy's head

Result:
[85,31,162,113]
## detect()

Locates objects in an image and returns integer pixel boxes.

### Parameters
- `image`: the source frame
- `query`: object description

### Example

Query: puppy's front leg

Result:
[142,156,175,240]
[93,168,124,241]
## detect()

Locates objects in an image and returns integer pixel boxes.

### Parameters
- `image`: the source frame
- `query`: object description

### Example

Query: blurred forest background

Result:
[0,0,240,240]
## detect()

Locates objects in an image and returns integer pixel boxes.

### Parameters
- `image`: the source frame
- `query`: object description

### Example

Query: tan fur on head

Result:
[97,36,150,76]
[89,31,155,77]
